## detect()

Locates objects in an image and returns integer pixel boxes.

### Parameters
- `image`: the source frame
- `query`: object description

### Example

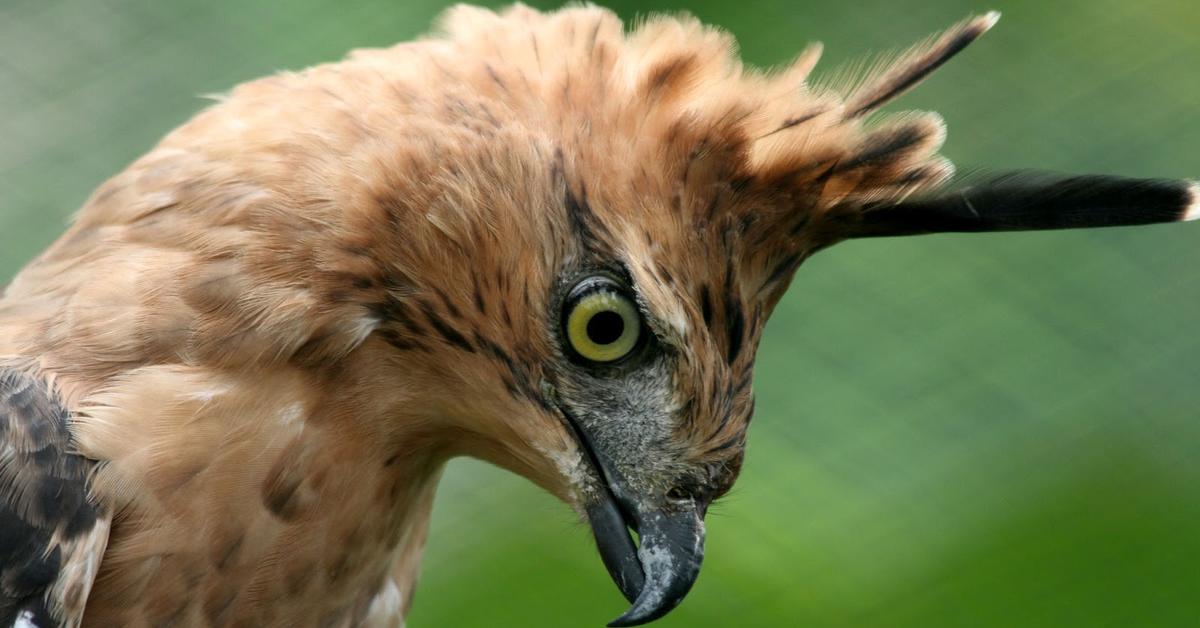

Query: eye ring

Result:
[562,276,644,365]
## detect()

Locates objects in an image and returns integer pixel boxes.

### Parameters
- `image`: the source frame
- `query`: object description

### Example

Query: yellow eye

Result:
[564,281,642,363]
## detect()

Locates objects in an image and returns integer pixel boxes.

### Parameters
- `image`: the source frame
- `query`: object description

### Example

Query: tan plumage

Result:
[0,4,1193,627]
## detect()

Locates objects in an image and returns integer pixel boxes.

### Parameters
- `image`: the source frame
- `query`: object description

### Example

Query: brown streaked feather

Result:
[842,11,1000,119]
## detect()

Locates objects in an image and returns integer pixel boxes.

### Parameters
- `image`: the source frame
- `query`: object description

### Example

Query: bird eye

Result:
[563,277,643,364]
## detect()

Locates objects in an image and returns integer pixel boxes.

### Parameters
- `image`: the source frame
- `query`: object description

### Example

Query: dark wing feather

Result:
[0,368,109,628]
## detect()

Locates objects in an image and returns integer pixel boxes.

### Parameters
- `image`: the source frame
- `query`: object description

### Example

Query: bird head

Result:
[301,6,1192,624]
[352,6,1186,624]
[50,4,1194,626]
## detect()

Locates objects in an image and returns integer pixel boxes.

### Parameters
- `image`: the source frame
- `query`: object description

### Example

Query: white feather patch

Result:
[13,610,38,628]
[363,579,403,627]
[1184,181,1200,222]
[980,10,1002,31]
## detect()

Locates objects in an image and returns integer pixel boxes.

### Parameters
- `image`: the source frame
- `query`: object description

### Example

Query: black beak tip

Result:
[604,553,699,627]
[602,508,705,627]
[606,598,684,627]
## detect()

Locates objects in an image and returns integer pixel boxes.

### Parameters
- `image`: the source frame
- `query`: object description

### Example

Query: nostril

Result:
[666,486,692,502]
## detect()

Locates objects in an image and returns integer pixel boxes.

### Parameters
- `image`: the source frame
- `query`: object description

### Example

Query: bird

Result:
[0,4,1194,627]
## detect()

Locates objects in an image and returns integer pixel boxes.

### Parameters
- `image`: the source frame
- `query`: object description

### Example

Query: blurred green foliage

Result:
[1,0,1197,626]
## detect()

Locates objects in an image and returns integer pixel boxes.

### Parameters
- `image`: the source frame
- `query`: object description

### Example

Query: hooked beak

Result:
[559,410,707,626]
[586,496,705,627]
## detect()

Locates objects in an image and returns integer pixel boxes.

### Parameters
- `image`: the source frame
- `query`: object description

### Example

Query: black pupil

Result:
[586,310,625,345]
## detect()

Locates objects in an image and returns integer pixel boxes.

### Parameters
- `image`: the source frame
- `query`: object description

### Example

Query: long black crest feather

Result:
[849,172,1199,238]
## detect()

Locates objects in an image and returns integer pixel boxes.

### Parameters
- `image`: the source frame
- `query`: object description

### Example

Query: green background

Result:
[2,0,1198,626]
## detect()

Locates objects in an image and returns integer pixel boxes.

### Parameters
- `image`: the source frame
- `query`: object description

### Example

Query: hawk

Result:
[0,4,1193,627]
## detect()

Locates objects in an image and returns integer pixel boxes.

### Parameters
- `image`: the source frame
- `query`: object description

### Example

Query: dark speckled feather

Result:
[0,368,109,628]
